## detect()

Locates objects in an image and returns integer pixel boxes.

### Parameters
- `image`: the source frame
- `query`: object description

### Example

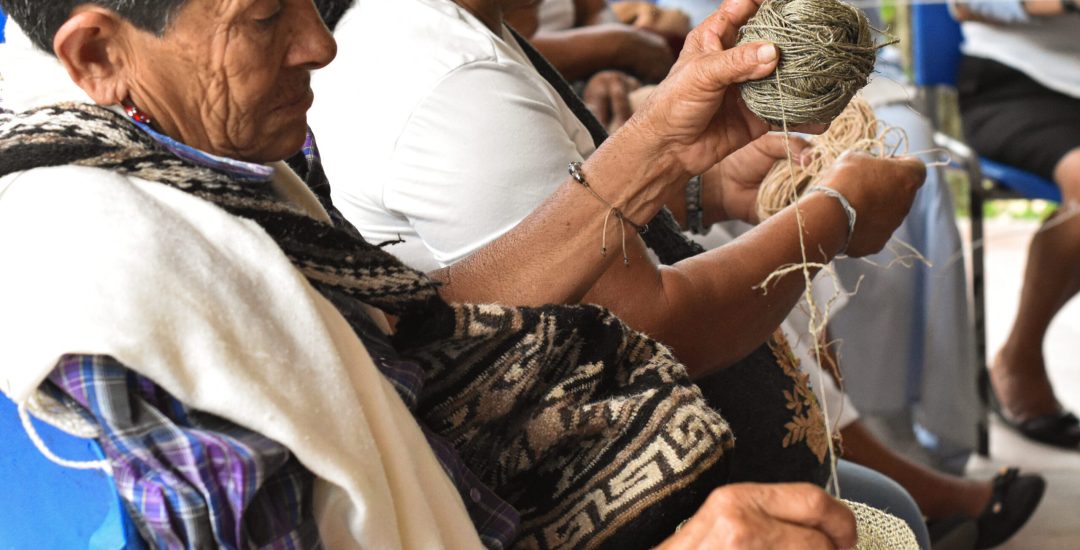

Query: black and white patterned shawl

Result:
[0,102,735,549]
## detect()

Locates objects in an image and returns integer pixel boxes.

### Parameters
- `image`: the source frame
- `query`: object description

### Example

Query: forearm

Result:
[1024,0,1068,16]
[953,0,1067,22]
[433,127,685,305]
[585,192,848,375]
[530,25,633,81]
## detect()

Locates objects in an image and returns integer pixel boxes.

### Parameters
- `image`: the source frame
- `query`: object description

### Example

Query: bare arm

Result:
[435,1,925,376]
[952,0,1069,23]
[434,127,685,306]
[530,24,674,83]
[434,0,782,304]
[440,152,926,376]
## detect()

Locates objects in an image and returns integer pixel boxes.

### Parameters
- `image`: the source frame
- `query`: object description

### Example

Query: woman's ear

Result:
[53,7,131,105]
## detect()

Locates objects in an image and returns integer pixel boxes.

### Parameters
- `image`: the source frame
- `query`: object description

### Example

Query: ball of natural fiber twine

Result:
[755,95,880,221]
[736,0,882,126]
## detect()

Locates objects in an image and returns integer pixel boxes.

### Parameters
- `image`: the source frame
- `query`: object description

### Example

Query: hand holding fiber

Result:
[736,0,883,126]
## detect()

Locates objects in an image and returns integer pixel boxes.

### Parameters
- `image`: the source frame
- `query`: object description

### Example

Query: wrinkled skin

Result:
[57,0,336,162]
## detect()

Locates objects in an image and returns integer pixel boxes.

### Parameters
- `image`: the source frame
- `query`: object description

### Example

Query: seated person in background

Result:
[0,0,867,547]
[521,0,676,83]
[506,1,646,130]
[311,0,933,545]
[610,0,692,38]
[506,0,688,131]
[953,0,1080,450]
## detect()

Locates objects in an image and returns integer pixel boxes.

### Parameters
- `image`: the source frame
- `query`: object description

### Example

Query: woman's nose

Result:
[288,1,338,70]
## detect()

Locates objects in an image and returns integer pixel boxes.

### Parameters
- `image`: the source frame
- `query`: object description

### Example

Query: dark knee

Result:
[1053,149,1080,199]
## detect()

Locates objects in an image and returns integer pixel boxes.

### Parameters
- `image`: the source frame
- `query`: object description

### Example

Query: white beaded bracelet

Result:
[807,185,857,255]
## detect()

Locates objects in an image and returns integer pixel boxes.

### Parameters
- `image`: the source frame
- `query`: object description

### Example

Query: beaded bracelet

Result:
[807,185,857,255]
[568,161,648,265]
[685,175,710,235]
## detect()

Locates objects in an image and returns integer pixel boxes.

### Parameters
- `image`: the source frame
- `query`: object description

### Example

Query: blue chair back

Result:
[981,158,1062,202]
[910,4,963,87]
[0,396,143,549]
[909,3,1061,202]
[1,6,7,44]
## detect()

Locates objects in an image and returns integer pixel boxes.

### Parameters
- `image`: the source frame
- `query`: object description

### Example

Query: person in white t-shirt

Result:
[954,0,1080,451]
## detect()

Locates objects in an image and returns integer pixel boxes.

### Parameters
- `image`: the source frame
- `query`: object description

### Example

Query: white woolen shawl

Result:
[0,167,482,550]
[0,21,482,550]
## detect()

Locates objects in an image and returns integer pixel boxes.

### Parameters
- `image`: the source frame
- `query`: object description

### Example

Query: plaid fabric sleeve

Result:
[44,355,321,550]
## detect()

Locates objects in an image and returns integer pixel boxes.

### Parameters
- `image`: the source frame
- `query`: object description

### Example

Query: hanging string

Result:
[18,401,112,474]
[739,2,926,545]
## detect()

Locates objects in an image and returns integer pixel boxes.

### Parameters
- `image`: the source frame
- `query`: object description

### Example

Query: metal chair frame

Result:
[910,3,1062,457]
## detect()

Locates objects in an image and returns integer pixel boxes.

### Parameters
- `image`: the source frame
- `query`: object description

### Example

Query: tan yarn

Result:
[736,0,885,126]
[755,95,886,221]
[735,4,926,545]
[843,499,921,550]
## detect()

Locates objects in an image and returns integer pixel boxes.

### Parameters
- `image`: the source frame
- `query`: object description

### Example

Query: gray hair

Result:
[0,0,188,53]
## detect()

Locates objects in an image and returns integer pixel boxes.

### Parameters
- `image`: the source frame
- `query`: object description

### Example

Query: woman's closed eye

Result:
[252,0,283,27]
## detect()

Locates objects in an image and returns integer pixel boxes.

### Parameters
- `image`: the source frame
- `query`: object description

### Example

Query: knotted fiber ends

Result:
[737,0,882,126]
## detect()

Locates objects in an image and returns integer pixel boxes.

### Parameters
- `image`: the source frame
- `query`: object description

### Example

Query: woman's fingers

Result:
[753,132,812,162]
[585,72,641,128]
[691,41,779,92]
[742,484,859,549]
[610,78,635,128]
[585,86,612,126]
[685,0,766,54]
[660,483,857,550]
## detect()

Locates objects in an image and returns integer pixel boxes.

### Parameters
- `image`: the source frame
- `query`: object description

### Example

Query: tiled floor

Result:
[964,217,1080,549]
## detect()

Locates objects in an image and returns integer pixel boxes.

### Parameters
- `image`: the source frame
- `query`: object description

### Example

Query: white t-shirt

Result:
[961,11,1080,99]
[539,0,576,32]
[310,0,597,272]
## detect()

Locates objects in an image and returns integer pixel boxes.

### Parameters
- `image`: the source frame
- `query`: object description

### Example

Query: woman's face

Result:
[120,0,336,162]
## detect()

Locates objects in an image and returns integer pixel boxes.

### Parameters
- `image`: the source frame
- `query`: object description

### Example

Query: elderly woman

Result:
[0,0,868,548]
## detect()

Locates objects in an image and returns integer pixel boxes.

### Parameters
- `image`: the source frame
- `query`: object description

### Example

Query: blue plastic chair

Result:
[1,6,7,44]
[0,396,144,549]
[910,4,1062,457]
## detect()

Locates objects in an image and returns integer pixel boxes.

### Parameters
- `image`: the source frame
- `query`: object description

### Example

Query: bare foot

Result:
[990,350,1061,420]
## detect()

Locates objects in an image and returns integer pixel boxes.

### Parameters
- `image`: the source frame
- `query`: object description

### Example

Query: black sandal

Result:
[974,467,1046,549]
[927,515,978,550]
[981,369,1080,449]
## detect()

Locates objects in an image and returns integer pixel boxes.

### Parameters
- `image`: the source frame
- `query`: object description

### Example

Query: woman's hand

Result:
[583,70,642,129]
[621,0,800,180]
[611,2,692,37]
[611,25,675,83]
[655,483,858,550]
[703,133,812,225]
[817,152,927,257]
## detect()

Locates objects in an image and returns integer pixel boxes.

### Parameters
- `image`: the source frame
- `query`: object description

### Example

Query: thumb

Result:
[693,41,779,91]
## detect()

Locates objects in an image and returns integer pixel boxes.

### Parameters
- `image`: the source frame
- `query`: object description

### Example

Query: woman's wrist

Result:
[794,191,850,261]
[586,122,690,224]
[806,186,857,255]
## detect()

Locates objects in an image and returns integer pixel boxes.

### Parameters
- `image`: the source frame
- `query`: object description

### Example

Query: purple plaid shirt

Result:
[40,126,518,549]
[45,356,319,549]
